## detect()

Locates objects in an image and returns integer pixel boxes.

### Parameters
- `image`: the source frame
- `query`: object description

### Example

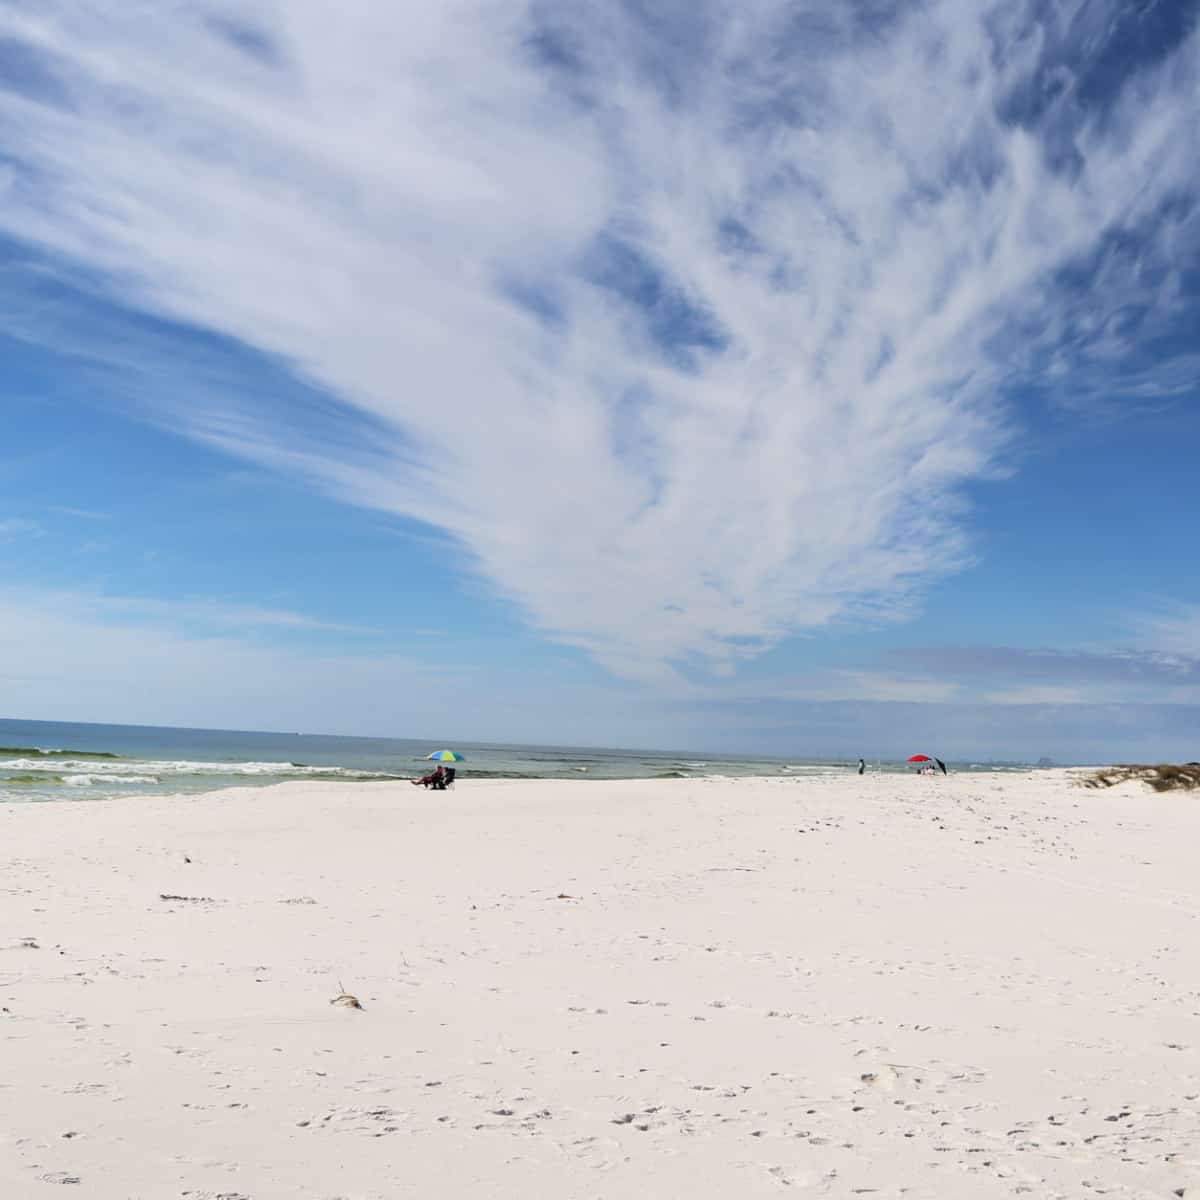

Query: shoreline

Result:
[4,771,1196,1197]
[0,761,1085,811]
[1,716,1071,810]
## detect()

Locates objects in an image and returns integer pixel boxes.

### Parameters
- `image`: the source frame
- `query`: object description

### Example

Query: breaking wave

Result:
[0,744,409,805]
[63,773,160,786]
[0,745,122,759]
[0,756,402,780]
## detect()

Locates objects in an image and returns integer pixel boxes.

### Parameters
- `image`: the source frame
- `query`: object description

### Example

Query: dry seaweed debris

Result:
[1082,763,1200,792]
[330,980,364,1011]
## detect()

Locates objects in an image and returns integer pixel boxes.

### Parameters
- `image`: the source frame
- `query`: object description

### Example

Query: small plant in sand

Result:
[1082,763,1200,792]
[330,980,364,1010]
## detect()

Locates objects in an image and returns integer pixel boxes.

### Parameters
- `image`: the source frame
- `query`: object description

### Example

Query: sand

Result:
[2,769,1199,1198]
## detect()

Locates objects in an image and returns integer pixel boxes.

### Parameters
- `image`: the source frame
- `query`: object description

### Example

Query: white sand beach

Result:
[3,770,1199,1199]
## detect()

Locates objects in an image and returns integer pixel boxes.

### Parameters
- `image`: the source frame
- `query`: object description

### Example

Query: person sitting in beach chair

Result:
[412,763,446,788]
[430,766,456,791]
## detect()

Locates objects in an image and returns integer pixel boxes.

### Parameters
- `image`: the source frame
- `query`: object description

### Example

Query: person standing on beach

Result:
[857,758,865,775]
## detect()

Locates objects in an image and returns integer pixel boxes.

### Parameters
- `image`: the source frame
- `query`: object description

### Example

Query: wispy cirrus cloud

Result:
[982,685,1090,705]
[0,1,1196,681]
[0,584,452,735]
[48,506,110,521]
[0,583,699,747]
[0,585,373,637]
[0,517,41,539]
[886,643,1200,685]
[103,595,376,636]
[874,634,1200,707]
[0,584,1194,760]
[1127,600,1200,659]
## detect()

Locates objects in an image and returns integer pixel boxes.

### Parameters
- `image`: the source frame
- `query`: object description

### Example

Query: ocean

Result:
[0,717,1033,805]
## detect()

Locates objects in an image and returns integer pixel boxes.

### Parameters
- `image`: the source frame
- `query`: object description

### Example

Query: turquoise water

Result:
[0,718,1034,804]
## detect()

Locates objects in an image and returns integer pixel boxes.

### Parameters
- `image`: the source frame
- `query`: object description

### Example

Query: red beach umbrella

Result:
[907,754,932,763]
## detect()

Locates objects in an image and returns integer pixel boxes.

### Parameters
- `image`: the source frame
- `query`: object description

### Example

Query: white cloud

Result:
[1,584,1197,759]
[828,671,963,704]
[1128,601,1200,659]
[0,584,717,747]
[868,636,1200,707]
[93,593,375,635]
[983,685,1089,705]
[49,506,110,521]
[0,518,41,539]
[0,585,372,636]
[0,1,1196,680]
[694,667,963,705]
[0,585,455,734]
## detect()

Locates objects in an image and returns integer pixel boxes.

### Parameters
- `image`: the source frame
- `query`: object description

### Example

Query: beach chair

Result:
[431,767,456,791]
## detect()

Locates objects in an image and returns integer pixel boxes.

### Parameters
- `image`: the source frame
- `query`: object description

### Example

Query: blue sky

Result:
[1,0,1198,761]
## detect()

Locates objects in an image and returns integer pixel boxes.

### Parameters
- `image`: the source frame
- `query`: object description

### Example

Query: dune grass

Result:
[1082,763,1200,792]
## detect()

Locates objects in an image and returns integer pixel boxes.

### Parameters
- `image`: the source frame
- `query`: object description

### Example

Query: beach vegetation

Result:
[1082,764,1200,792]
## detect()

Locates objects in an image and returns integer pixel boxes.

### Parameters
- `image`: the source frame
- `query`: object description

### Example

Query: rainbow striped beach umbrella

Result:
[426,749,465,762]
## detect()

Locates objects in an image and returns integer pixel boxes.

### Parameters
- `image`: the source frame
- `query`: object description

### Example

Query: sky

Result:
[0,0,1198,762]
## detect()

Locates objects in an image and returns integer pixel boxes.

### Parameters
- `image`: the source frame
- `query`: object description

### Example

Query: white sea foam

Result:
[1,757,395,779]
[63,774,159,787]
